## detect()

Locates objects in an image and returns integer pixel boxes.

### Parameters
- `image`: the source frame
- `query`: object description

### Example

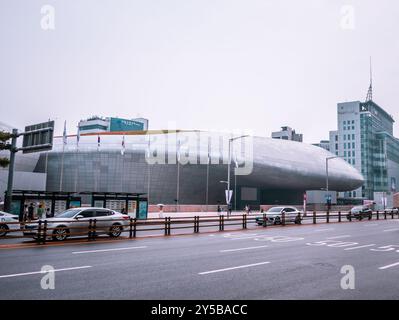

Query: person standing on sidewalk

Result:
[37,204,45,220]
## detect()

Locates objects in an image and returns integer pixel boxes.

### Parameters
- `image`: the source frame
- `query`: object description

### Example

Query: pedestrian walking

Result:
[27,203,34,222]
[46,208,51,218]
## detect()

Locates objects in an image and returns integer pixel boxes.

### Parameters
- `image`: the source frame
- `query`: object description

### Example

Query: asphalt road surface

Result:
[1,218,399,300]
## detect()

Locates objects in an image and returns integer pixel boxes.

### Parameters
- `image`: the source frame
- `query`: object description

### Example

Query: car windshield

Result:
[268,207,283,212]
[56,209,81,218]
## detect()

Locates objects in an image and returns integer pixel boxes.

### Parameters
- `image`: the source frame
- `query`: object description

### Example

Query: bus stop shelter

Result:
[79,192,148,219]
[8,190,82,216]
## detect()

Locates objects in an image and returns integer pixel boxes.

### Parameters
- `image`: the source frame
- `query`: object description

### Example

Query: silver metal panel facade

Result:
[34,132,364,205]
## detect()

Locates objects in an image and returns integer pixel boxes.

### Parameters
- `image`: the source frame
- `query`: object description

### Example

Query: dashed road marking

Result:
[0,266,92,279]
[313,228,334,232]
[383,228,399,232]
[364,224,379,227]
[344,244,376,251]
[72,246,147,254]
[326,235,351,239]
[220,245,268,253]
[379,262,399,270]
[199,261,270,275]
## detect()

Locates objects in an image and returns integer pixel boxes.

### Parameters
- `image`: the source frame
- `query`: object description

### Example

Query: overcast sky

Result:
[0,0,398,142]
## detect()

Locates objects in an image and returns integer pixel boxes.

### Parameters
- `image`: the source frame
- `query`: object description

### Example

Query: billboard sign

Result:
[22,121,54,153]
[110,117,144,132]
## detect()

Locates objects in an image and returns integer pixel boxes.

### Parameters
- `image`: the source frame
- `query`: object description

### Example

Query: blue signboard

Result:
[110,118,144,132]
[137,201,148,220]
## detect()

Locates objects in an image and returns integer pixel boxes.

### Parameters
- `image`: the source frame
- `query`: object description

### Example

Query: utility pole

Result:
[4,129,18,212]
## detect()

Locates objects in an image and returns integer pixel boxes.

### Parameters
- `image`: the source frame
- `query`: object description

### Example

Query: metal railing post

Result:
[376,211,379,220]
[384,211,387,220]
[88,219,92,240]
[92,219,97,240]
[262,214,267,227]
[37,220,42,244]
[327,211,330,223]
[219,215,222,231]
[348,212,352,222]
[129,218,133,238]
[168,217,171,235]
[164,217,168,236]
[42,220,47,245]
[338,211,341,222]
[313,211,316,224]
[221,215,224,231]
[391,211,394,219]
[133,218,137,238]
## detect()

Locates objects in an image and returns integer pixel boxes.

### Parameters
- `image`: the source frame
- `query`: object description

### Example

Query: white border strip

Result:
[199,261,270,275]
[72,246,147,254]
[0,266,92,279]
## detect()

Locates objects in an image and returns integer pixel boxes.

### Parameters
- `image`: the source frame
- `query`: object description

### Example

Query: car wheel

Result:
[109,224,122,237]
[274,217,281,225]
[52,227,69,241]
[0,224,9,237]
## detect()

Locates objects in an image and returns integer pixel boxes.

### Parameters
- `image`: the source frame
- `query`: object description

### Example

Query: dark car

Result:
[347,206,372,221]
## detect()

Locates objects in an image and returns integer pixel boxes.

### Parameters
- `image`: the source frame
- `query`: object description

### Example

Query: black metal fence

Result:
[0,210,398,245]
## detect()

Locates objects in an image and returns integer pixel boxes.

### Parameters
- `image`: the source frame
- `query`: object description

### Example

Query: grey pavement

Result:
[1,218,399,299]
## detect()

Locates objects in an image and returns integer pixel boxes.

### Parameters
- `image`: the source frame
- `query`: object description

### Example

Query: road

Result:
[1,218,399,299]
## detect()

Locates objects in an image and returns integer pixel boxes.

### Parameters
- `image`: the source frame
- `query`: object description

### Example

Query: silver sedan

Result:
[256,206,302,225]
[23,207,130,241]
[0,211,20,237]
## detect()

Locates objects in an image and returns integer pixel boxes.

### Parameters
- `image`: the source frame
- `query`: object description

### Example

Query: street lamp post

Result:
[326,156,338,210]
[226,135,249,209]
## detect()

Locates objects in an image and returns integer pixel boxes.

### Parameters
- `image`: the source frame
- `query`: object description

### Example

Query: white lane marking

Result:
[379,262,399,270]
[313,228,334,232]
[220,245,268,253]
[0,266,92,279]
[72,246,147,254]
[344,244,376,251]
[199,261,270,275]
[230,235,263,240]
[364,224,379,227]
[383,228,399,232]
[326,235,351,239]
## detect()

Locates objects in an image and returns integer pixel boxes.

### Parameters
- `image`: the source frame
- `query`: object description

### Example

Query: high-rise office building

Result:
[330,99,399,207]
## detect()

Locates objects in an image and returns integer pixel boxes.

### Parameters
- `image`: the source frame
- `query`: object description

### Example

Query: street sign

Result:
[225,190,233,205]
[22,121,54,153]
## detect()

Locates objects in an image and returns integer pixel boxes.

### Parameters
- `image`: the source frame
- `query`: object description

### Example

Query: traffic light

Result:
[0,130,11,168]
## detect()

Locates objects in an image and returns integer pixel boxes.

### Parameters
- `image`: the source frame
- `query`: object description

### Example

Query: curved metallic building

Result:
[33,131,364,207]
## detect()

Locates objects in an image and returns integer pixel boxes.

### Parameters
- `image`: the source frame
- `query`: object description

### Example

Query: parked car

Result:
[385,208,399,214]
[255,206,302,225]
[23,207,130,241]
[0,211,20,237]
[347,206,372,220]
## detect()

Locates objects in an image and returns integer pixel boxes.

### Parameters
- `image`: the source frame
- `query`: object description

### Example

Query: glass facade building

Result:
[331,100,399,207]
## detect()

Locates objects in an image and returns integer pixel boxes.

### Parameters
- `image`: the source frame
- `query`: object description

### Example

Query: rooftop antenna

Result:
[366,57,373,102]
